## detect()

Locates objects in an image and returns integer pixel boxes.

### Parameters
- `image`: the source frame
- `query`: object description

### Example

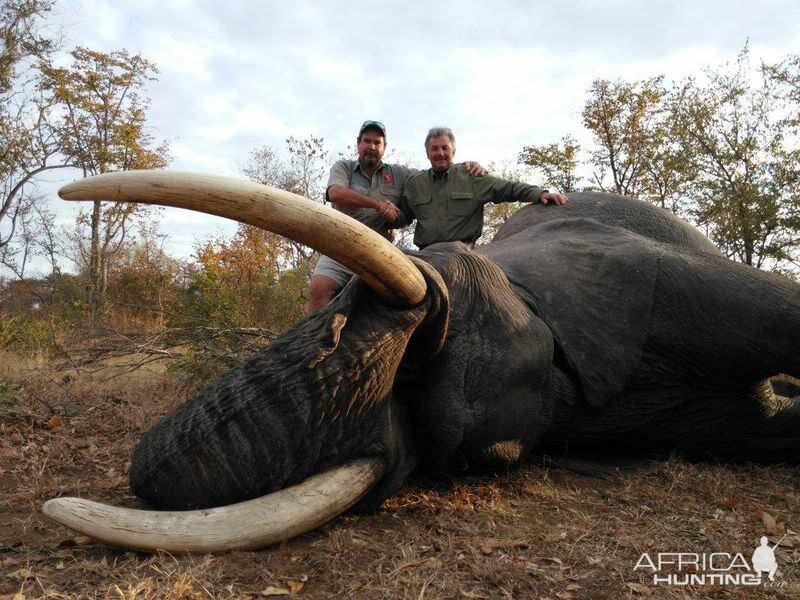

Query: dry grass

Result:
[2,358,800,599]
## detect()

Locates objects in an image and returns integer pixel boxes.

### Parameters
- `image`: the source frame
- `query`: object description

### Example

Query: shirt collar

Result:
[431,164,455,180]
[355,159,385,175]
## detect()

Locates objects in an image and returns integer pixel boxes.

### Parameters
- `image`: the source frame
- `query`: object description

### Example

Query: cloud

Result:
[9,0,796,276]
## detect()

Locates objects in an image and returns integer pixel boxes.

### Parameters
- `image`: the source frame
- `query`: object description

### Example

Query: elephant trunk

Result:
[129,287,429,510]
[43,169,442,552]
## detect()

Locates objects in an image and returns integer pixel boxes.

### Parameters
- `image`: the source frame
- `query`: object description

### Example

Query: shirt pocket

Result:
[412,195,434,219]
[448,191,475,217]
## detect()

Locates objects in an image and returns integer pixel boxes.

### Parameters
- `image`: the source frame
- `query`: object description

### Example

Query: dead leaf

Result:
[555,592,577,599]
[47,415,63,431]
[260,587,290,597]
[286,580,304,594]
[460,590,490,599]
[761,511,785,535]
[625,582,652,595]
[9,567,34,579]
[478,538,528,555]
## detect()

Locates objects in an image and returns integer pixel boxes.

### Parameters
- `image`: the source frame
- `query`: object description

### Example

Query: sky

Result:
[14,0,800,274]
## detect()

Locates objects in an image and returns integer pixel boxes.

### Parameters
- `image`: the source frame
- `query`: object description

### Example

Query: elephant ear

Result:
[483,218,660,408]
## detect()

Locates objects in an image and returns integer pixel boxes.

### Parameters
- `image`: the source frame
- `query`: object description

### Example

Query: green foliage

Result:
[39,46,170,322]
[253,265,310,331]
[40,47,169,174]
[526,45,800,273]
[519,135,582,193]
[670,45,800,268]
[163,226,310,391]
[168,348,242,395]
[0,0,55,94]
[167,268,242,330]
[0,313,59,354]
[0,376,23,413]
[582,76,666,196]
[479,161,531,244]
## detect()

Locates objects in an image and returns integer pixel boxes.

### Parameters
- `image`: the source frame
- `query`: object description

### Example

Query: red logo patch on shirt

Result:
[383,171,393,185]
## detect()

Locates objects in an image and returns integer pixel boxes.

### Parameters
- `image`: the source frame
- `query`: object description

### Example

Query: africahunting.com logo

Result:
[633,535,787,588]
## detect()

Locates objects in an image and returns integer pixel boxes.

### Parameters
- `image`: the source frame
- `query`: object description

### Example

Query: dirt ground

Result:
[2,359,800,599]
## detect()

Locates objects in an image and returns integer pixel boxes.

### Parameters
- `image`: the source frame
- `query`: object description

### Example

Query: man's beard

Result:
[360,153,379,170]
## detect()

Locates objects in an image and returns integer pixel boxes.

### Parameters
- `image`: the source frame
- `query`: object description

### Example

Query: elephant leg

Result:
[740,397,800,462]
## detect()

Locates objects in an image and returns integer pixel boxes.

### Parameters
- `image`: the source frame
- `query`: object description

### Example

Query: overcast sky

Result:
[17,0,800,274]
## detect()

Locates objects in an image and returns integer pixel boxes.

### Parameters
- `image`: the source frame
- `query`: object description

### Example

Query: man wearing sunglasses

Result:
[308,120,486,312]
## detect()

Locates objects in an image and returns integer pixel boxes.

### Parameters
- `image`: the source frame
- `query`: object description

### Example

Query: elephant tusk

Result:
[58,170,427,306]
[42,458,385,553]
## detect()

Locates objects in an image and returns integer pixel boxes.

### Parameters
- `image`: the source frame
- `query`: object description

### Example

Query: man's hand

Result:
[463,161,488,176]
[377,200,400,222]
[540,192,569,205]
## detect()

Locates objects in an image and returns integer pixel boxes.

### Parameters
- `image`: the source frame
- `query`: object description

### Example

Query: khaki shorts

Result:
[312,255,353,289]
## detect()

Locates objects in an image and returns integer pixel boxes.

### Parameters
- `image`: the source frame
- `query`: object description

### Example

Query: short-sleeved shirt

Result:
[399,164,545,249]
[326,160,414,236]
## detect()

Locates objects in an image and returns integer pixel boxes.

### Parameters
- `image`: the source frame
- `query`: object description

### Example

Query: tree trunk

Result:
[89,199,102,325]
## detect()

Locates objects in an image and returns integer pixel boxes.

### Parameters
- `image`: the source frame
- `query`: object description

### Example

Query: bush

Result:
[0,315,61,356]
[0,377,23,414]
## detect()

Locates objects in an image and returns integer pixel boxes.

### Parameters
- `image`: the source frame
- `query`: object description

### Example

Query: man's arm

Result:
[326,160,400,221]
[327,186,400,221]
[474,174,568,205]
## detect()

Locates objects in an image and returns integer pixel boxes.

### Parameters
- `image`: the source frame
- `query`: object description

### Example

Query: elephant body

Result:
[131,192,800,510]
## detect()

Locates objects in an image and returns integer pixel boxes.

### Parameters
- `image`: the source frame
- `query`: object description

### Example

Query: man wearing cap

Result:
[399,127,568,250]
[308,120,486,311]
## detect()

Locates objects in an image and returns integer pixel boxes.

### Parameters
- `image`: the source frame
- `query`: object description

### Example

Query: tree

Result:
[105,219,180,329]
[764,53,800,129]
[670,46,800,269]
[40,47,170,321]
[479,161,531,244]
[0,0,55,94]
[582,77,665,196]
[638,114,695,215]
[240,135,330,267]
[518,135,582,193]
[0,0,66,259]
[285,135,328,201]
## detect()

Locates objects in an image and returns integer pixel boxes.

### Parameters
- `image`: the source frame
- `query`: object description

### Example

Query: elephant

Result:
[43,170,800,553]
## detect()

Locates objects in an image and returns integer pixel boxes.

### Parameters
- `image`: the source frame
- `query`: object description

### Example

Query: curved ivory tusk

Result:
[42,458,385,553]
[59,170,426,306]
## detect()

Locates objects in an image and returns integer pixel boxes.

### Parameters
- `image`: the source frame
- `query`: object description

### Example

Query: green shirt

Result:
[399,164,545,249]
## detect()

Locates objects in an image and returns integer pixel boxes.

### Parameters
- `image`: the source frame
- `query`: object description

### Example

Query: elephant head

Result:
[43,171,800,553]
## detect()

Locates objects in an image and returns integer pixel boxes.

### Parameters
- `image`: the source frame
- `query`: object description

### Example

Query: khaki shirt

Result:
[399,164,545,248]
[326,159,414,235]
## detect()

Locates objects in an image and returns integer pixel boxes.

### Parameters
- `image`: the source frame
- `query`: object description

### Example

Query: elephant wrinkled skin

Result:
[44,179,800,552]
